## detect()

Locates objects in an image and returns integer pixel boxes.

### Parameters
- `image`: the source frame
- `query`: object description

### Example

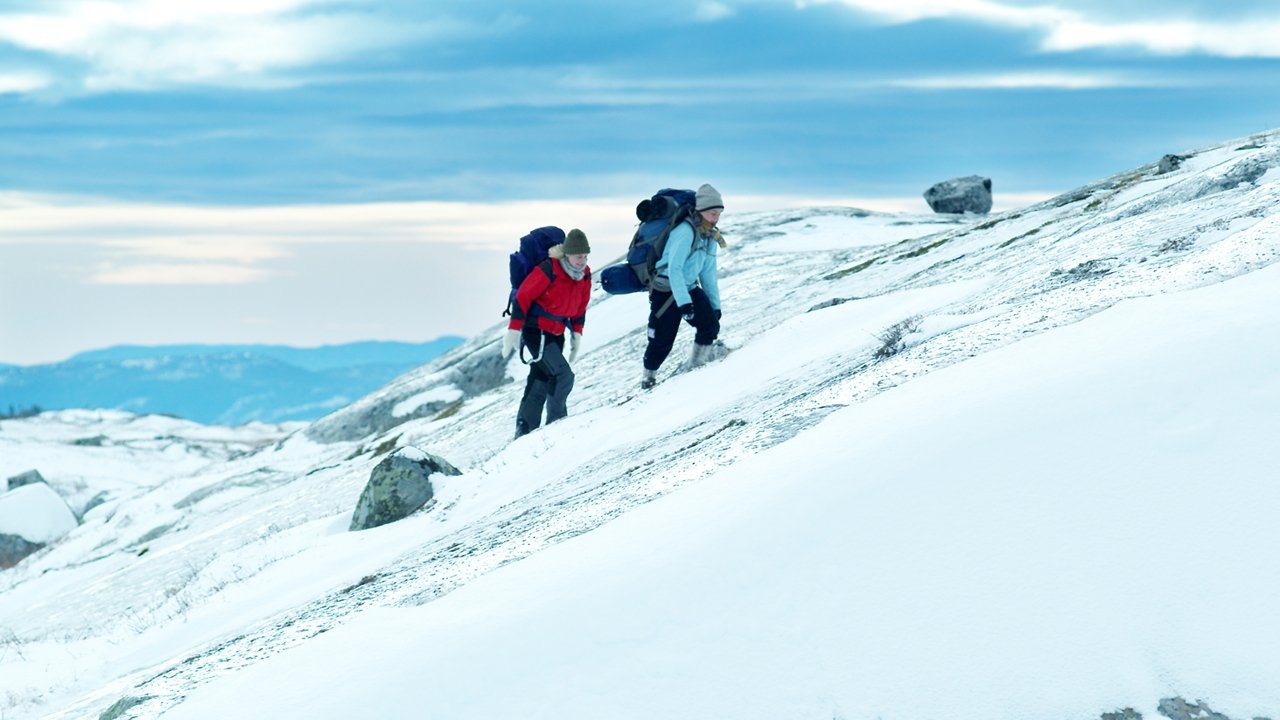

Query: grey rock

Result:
[1202,158,1270,196]
[5,469,46,492]
[923,175,993,214]
[1158,153,1186,174]
[1102,709,1143,720]
[349,449,461,531]
[306,394,408,444]
[808,297,856,312]
[99,695,151,720]
[307,339,505,444]
[71,435,109,447]
[448,348,508,397]
[0,533,44,569]
[1158,697,1233,720]
[72,491,111,523]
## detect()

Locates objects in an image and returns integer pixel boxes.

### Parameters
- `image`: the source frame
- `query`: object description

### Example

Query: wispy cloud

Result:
[90,263,273,285]
[805,0,1068,27]
[0,0,447,93]
[102,238,290,263]
[694,2,736,22]
[810,0,1280,58]
[409,64,1178,115]
[1041,18,1280,58]
[0,71,50,94]
[882,71,1167,90]
[0,193,645,286]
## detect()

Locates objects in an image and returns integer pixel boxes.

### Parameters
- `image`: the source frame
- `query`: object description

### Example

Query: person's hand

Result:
[568,332,582,363]
[501,329,520,359]
[679,304,696,325]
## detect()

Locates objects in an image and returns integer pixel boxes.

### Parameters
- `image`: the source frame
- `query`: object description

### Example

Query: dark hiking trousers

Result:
[643,286,719,372]
[515,327,574,437]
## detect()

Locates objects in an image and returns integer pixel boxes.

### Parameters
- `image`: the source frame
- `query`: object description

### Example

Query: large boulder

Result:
[0,534,44,570]
[1157,153,1186,174]
[0,483,79,568]
[923,175,993,214]
[349,448,461,531]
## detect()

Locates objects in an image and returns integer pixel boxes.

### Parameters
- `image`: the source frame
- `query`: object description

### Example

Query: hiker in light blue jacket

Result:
[641,183,727,389]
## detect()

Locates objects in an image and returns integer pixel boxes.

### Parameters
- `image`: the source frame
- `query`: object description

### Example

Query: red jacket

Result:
[508,259,591,335]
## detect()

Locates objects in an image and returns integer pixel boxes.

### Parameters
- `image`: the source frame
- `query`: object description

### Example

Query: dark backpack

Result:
[504,226,565,316]
[600,188,696,294]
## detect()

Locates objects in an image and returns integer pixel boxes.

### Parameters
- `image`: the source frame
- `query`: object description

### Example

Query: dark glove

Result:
[714,308,722,321]
[679,303,695,325]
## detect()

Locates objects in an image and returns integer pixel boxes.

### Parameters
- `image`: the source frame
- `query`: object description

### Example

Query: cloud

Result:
[805,0,1068,27]
[809,0,1280,58]
[0,0,445,93]
[102,238,290,263]
[1041,18,1280,58]
[882,71,1167,90]
[693,2,736,22]
[0,71,50,93]
[0,193,645,286]
[90,262,273,285]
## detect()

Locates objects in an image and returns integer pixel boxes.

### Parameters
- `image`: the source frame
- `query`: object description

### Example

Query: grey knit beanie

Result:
[695,183,724,212]
[563,228,591,254]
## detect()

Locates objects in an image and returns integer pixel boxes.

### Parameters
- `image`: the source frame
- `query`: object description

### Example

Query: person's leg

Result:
[515,326,549,437]
[643,290,682,371]
[539,333,574,423]
[683,288,722,369]
[689,288,720,346]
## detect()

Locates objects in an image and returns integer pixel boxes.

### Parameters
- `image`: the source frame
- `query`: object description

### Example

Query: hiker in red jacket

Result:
[501,228,592,438]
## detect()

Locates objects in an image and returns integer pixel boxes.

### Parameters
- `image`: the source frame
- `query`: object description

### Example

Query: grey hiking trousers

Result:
[515,327,574,437]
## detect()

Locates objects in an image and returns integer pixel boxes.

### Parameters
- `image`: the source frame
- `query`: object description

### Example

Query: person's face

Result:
[700,208,722,225]
[567,253,588,270]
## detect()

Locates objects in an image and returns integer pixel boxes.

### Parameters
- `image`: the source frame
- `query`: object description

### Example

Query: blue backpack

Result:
[504,226,566,316]
[600,188,696,294]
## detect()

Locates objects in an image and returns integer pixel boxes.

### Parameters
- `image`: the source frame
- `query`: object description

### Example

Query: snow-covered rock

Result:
[349,448,460,531]
[0,483,78,567]
[0,483,78,544]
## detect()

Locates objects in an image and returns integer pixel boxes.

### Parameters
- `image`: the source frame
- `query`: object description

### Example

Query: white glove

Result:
[568,332,581,364]
[501,329,520,359]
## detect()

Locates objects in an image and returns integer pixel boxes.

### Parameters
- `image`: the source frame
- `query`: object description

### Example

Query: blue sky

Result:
[3,0,1280,365]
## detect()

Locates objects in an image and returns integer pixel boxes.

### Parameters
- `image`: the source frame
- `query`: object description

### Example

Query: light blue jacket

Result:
[656,219,721,309]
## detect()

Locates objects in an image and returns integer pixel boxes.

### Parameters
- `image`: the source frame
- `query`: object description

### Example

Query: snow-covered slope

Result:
[3,129,1280,720]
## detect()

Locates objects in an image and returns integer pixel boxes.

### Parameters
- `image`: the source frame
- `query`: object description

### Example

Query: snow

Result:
[5,128,1280,720]
[395,446,428,462]
[163,260,1280,720]
[748,211,963,252]
[0,483,78,543]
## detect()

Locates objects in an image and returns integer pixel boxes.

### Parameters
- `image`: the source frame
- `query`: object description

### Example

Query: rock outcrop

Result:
[5,468,46,492]
[349,448,461,531]
[923,175,993,214]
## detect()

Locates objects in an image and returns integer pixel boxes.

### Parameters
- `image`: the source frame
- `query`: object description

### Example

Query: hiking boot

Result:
[685,342,713,371]
[640,368,657,390]
[514,419,531,439]
[706,339,730,363]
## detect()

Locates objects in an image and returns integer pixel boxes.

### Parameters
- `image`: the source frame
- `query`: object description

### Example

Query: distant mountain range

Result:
[0,339,463,425]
